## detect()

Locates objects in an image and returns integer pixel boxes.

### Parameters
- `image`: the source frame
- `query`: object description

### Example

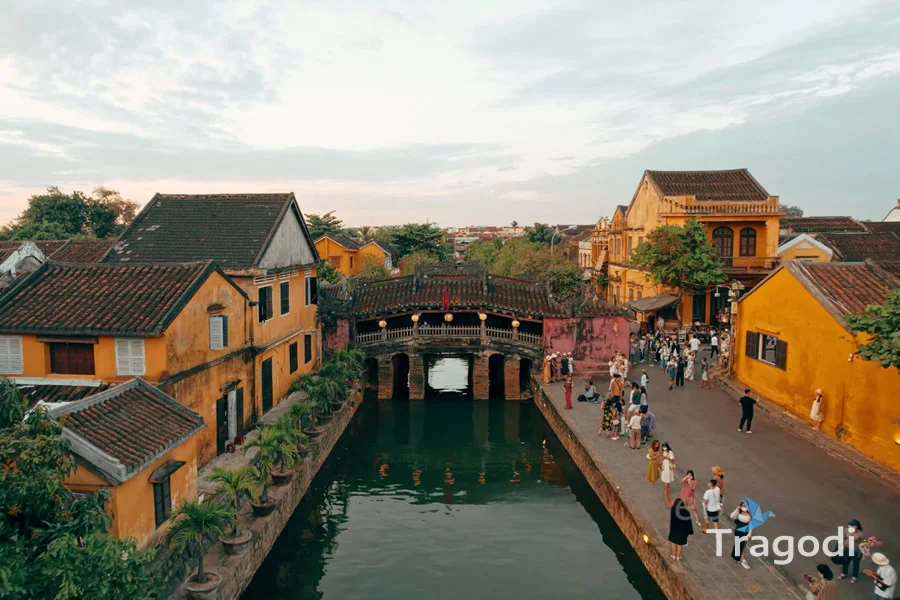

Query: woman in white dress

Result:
[685,351,695,380]
[810,389,825,430]
[660,442,676,493]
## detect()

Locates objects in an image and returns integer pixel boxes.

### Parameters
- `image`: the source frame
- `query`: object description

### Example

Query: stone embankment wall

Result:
[533,383,694,600]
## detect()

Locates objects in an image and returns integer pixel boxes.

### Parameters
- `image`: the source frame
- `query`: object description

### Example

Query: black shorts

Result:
[706,509,720,522]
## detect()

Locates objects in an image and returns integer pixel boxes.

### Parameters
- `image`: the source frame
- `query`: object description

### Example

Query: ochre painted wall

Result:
[64,435,200,549]
[254,330,318,416]
[780,242,832,262]
[238,269,319,349]
[357,244,388,272]
[735,268,900,471]
[314,238,358,276]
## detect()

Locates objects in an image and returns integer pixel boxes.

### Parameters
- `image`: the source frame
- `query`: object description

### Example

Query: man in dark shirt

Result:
[738,389,757,434]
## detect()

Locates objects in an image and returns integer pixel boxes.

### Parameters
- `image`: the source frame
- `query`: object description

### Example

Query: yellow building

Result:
[315,234,393,276]
[607,169,783,328]
[734,260,900,471]
[106,193,322,427]
[777,234,834,262]
[0,261,250,467]
[48,379,205,549]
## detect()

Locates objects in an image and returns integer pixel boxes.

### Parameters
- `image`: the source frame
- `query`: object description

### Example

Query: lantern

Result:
[444,313,454,322]
[378,319,387,328]
[411,314,420,323]
[511,319,520,328]
[478,313,487,321]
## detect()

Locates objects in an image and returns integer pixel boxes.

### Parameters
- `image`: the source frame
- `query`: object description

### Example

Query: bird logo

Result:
[738,497,775,534]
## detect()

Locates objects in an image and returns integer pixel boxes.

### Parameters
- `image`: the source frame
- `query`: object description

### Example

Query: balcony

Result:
[718,256,779,271]
[660,196,783,217]
[356,325,543,347]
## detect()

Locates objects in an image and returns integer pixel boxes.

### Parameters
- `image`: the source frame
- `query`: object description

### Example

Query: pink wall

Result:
[544,316,630,375]
[324,319,350,354]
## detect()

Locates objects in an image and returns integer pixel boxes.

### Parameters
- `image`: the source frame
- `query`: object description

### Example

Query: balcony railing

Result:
[660,196,782,216]
[717,256,779,271]
[356,324,543,347]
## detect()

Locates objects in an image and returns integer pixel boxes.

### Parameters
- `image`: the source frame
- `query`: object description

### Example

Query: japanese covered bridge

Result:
[321,265,631,400]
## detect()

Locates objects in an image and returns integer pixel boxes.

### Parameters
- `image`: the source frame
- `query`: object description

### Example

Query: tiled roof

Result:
[646,169,770,202]
[0,261,215,336]
[19,382,113,409]
[106,193,315,269]
[793,261,898,316]
[50,239,117,263]
[781,217,867,233]
[863,221,900,234]
[318,234,361,250]
[364,239,397,256]
[816,232,900,262]
[876,261,900,279]
[0,239,68,259]
[348,272,567,317]
[49,379,204,483]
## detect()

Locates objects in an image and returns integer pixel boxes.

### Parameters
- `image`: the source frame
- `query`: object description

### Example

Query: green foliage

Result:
[347,225,377,242]
[466,238,585,299]
[782,204,804,217]
[318,262,344,284]
[379,223,447,261]
[165,500,232,585]
[0,187,138,240]
[845,290,900,369]
[243,426,299,501]
[0,382,154,599]
[525,223,556,246]
[208,467,258,536]
[329,348,365,374]
[399,250,439,275]
[626,220,727,292]
[356,254,388,279]
[305,210,344,240]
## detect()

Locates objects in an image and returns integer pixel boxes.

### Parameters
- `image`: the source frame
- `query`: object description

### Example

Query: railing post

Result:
[512,328,519,342]
[480,320,486,343]
[413,322,419,338]
[381,328,387,342]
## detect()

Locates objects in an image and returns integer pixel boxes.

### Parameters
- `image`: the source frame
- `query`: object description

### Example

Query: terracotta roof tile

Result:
[816,232,900,262]
[0,261,213,335]
[19,382,113,409]
[646,169,769,202]
[50,239,117,263]
[781,217,867,233]
[318,234,361,250]
[863,221,900,234]
[797,261,898,316]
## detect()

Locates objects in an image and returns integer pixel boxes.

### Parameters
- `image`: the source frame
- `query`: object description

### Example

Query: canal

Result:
[242,357,664,600]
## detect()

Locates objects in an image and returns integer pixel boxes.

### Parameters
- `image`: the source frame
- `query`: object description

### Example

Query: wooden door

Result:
[216,396,229,455]
[261,358,274,413]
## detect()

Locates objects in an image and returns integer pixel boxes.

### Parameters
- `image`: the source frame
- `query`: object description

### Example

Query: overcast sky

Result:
[1,1,898,227]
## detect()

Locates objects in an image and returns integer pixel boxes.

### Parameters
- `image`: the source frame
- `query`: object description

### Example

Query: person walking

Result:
[660,344,670,372]
[685,351,695,381]
[646,440,661,483]
[675,356,686,388]
[839,519,864,582]
[542,356,551,384]
[689,333,701,357]
[660,442,675,493]
[561,352,570,378]
[712,466,726,504]
[805,564,837,600]
[680,470,700,525]
[628,407,642,449]
[664,486,693,562]
[699,358,711,390]
[738,389,757,434]
[702,478,721,532]
[640,368,649,391]
[864,553,896,600]
[810,389,825,430]
[640,404,651,445]
[563,374,573,410]
[730,501,753,569]
[666,359,677,391]
[710,332,719,359]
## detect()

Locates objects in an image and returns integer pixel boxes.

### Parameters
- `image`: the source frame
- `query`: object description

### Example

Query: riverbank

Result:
[169,386,364,600]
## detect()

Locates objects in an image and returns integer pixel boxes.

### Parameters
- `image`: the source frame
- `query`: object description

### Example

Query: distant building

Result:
[315,235,394,276]
[884,200,900,222]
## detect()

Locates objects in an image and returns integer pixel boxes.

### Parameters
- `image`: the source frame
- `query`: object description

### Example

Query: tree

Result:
[510,220,518,228]
[782,204,804,217]
[356,254,387,279]
[318,262,344,284]
[165,500,233,585]
[349,225,377,242]
[305,211,344,240]
[0,187,138,240]
[845,290,900,369]
[379,223,448,261]
[0,381,155,600]
[465,238,584,299]
[525,223,556,246]
[399,250,439,275]
[626,220,727,293]
[86,187,139,238]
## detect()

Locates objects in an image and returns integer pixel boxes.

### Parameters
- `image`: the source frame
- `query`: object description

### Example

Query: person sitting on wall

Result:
[578,380,598,403]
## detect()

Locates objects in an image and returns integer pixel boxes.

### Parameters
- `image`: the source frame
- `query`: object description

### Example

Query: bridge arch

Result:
[391,353,410,399]
[488,353,505,398]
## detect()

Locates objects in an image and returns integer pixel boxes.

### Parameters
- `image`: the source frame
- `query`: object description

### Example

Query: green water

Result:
[242,357,664,600]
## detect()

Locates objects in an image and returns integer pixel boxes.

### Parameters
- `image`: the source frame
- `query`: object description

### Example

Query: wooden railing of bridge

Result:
[357,325,542,347]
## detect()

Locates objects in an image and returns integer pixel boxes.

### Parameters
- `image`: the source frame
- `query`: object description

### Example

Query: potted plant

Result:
[268,421,302,485]
[243,428,278,516]
[165,500,233,599]
[208,466,257,555]
[286,402,314,456]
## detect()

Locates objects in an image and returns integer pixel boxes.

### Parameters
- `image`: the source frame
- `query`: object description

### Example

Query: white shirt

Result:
[689,338,701,352]
[628,414,642,430]
[875,564,897,598]
[703,487,721,512]
[711,335,719,347]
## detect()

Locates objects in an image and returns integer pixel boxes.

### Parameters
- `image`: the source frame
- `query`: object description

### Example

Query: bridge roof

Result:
[347,272,568,318]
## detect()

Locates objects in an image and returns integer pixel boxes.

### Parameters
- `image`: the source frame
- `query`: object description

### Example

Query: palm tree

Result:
[244,426,300,502]
[208,466,257,537]
[165,500,233,585]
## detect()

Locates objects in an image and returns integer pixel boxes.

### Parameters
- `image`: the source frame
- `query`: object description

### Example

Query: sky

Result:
[1,0,898,228]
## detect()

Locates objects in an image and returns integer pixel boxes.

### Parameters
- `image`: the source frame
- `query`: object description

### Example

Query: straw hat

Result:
[815,388,823,395]
[711,466,725,477]
[872,553,890,566]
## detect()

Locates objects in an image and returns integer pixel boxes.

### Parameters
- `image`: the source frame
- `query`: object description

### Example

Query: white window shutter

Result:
[209,316,223,350]
[0,337,23,374]
[115,339,130,375]
[130,340,145,376]
[116,339,146,376]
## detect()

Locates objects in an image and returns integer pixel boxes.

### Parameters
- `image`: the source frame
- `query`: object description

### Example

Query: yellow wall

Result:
[358,243,388,271]
[65,435,200,549]
[780,240,832,262]
[315,238,358,276]
[236,270,318,349]
[254,329,318,415]
[735,268,900,471]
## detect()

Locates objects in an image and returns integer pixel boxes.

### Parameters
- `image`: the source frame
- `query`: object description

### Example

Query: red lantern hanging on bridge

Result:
[442,286,449,313]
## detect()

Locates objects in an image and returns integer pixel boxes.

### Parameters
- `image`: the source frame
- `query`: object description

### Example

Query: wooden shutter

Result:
[222,316,229,348]
[0,337,23,374]
[775,340,788,370]
[304,334,312,363]
[289,342,298,373]
[745,331,759,359]
[209,316,224,350]
[280,281,290,315]
[116,339,145,376]
[309,277,318,305]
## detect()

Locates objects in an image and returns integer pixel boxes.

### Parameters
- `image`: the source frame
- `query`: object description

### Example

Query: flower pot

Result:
[331,399,344,409]
[221,531,252,556]
[304,427,323,439]
[271,470,294,486]
[186,572,221,600]
[298,446,310,458]
[250,500,278,517]
[318,412,333,423]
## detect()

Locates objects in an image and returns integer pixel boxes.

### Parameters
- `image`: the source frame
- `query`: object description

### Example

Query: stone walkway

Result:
[540,365,900,600]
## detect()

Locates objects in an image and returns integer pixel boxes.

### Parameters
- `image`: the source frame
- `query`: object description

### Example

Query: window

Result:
[638,235,644,247]
[626,236,632,256]
[258,285,273,322]
[153,479,172,528]
[49,342,95,375]
[616,238,622,256]
[209,315,229,350]
[739,227,757,257]
[280,281,290,316]
[305,276,318,306]
[289,342,299,373]
[637,290,643,300]
[329,256,341,268]
[115,339,145,376]
[349,256,354,269]
[745,331,787,370]
[628,288,634,301]
[712,227,734,258]
[0,336,23,374]
[304,334,312,363]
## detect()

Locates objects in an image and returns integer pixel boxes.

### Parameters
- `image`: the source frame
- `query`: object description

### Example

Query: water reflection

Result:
[243,398,664,600]
[426,355,470,396]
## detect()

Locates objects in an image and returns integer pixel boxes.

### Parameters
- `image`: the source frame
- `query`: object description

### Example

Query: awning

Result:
[148,460,186,483]
[628,293,680,313]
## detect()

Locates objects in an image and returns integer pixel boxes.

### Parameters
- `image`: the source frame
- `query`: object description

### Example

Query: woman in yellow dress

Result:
[542,356,551,384]
[646,440,661,483]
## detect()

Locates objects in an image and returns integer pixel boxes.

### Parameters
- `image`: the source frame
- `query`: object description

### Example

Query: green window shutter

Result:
[745,331,759,358]
[775,340,788,370]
